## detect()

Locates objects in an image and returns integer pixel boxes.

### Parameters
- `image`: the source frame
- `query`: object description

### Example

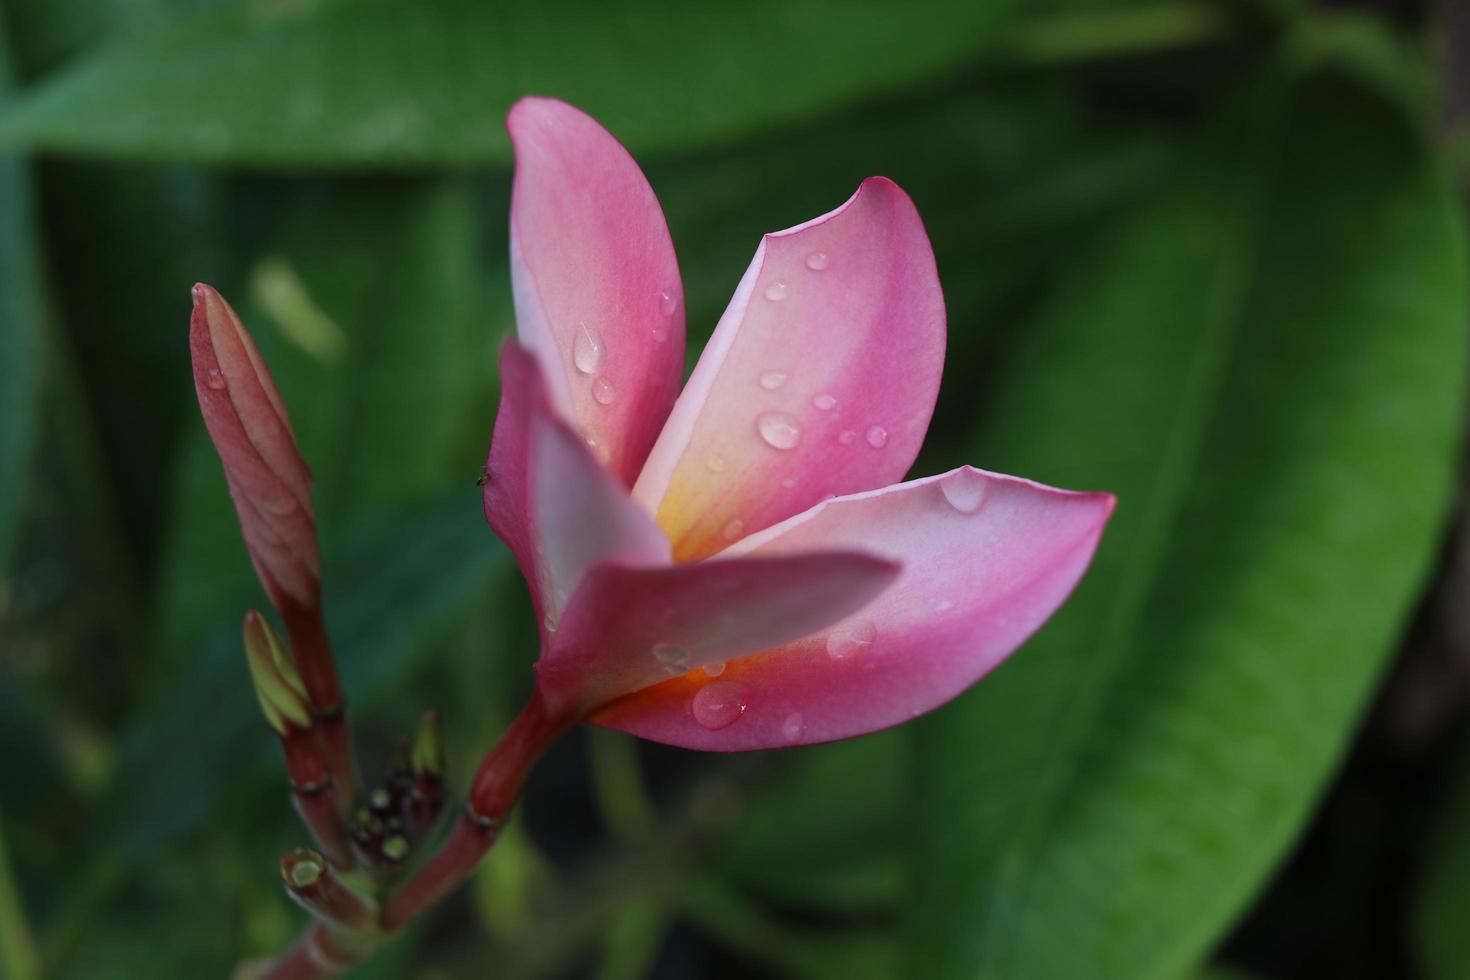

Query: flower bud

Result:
[243,610,310,736]
[190,283,320,609]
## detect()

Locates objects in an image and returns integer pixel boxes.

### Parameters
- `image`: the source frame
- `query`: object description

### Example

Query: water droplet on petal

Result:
[805,251,829,271]
[826,619,877,660]
[722,519,745,540]
[659,289,678,316]
[812,393,836,411]
[706,455,727,473]
[704,661,726,678]
[543,615,558,634]
[573,323,606,374]
[940,469,988,513]
[653,642,689,675]
[865,425,889,449]
[759,370,788,391]
[782,712,805,741]
[764,280,790,302]
[205,368,227,390]
[780,477,797,489]
[692,682,747,730]
[591,376,616,405]
[756,412,802,450]
[837,430,857,446]
[933,598,955,614]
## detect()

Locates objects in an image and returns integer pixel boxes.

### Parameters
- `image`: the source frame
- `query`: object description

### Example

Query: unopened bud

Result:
[191,283,320,609]
[243,611,310,735]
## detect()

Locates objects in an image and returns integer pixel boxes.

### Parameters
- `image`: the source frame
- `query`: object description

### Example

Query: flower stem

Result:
[248,689,571,978]
[383,689,570,929]
[279,599,358,811]
[281,849,378,933]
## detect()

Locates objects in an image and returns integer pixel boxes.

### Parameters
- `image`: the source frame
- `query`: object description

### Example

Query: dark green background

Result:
[2,1,1469,977]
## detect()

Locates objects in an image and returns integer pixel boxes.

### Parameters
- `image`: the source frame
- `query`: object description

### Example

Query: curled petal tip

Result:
[243,611,311,735]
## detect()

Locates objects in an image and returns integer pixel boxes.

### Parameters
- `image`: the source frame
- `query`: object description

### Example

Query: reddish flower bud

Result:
[190,283,320,610]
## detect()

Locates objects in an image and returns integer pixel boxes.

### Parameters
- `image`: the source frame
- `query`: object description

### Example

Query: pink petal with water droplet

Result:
[190,283,319,607]
[508,97,685,487]
[537,551,899,717]
[595,467,1113,750]
[632,177,944,561]
[484,343,670,646]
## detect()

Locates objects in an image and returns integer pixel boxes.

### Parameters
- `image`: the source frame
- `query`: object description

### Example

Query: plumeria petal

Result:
[508,96,685,486]
[529,400,671,627]
[595,467,1113,750]
[190,283,320,607]
[484,344,669,643]
[632,177,945,561]
[537,552,900,718]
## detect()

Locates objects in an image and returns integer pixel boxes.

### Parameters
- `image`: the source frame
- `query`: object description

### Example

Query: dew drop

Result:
[706,454,727,473]
[805,251,829,271]
[782,712,805,742]
[205,368,227,390]
[812,393,836,411]
[756,412,802,450]
[865,425,889,449]
[543,615,558,634]
[764,280,790,302]
[759,370,788,391]
[826,619,877,660]
[780,477,797,489]
[940,469,988,513]
[591,376,616,405]
[837,429,857,446]
[692,682,747,730]
[653,642,689,675]
[652,323,670,343]
[573,323,606,374]
[722,519,745,540]
[659,289,678,316]
[704,661,726,678]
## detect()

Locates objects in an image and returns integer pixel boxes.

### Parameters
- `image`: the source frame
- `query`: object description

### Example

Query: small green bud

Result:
[411,710,444,777]
[242,611,311,735]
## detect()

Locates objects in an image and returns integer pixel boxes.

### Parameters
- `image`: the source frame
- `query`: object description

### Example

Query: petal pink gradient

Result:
[633,176,945,561]
[508,97,686,487]
[595,469,1113,749]
[484,97,1115,750]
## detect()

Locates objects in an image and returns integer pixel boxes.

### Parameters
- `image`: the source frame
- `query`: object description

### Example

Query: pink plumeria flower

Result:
[486,98,1115,750]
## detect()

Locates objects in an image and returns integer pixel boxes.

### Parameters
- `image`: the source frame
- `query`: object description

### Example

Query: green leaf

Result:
[909,68,1468,980]
[715,731,909,914]
[0,20,46,571]
[0,0,1024,167]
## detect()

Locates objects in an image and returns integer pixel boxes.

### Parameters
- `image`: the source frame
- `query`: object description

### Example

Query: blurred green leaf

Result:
[0,0,1025,167]
[910,68,1468,980]
[1415,743,1470,979]
[0,18,45,572]
[716,731,909,914]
